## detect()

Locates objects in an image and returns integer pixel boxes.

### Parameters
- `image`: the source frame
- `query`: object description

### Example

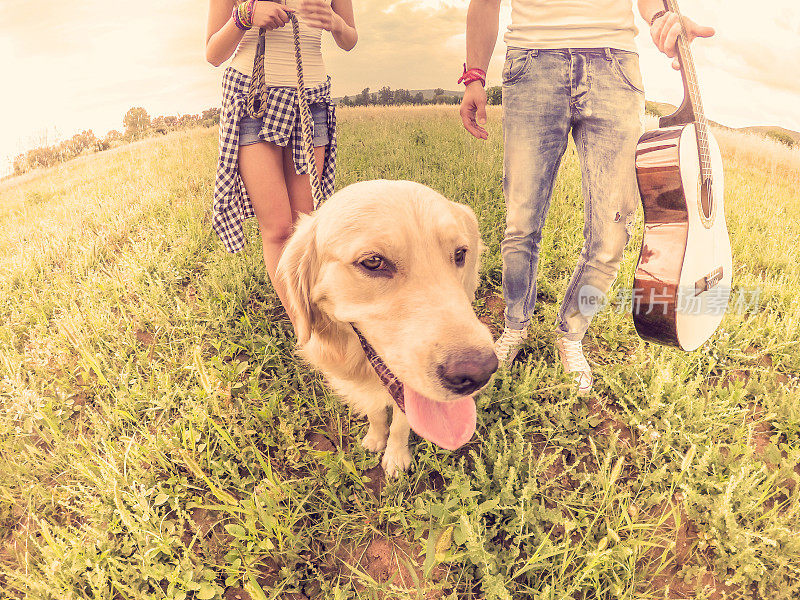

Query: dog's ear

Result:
[451,202,484,299]
[277,213,320,346]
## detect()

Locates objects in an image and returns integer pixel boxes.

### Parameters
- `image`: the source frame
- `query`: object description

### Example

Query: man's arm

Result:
[638,0,715,70]
[460,0,501,140]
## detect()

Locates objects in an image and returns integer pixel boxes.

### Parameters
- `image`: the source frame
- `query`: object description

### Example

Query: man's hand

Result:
[460,82,489,140]
[650,11,714,70]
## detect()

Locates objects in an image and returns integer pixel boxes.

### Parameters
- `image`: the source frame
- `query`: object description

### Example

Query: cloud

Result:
[324,0,511,95]
[1,0,799,173]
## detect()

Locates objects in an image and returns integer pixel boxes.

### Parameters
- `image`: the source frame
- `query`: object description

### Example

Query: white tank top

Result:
[504,0,638,52]
[229,0,327,87]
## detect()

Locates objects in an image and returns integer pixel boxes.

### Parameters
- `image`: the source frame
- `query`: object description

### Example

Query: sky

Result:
[1,0,799,174]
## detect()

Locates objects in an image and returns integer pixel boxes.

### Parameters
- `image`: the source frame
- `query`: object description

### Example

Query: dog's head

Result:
[277,180,497,449]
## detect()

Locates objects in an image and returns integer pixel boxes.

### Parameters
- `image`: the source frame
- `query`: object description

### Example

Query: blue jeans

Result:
[501,47,645,340]
[239,102,330,147]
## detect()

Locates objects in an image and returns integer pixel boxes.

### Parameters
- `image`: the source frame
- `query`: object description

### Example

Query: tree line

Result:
[11,86,511,176]
[12,107,221,176]
[339,85,503,107]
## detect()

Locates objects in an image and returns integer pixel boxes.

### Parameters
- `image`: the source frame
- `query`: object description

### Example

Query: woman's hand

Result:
[650,11,715,70]
[299,0,337,31]
[252,1,295,31]
[324,0,357,51]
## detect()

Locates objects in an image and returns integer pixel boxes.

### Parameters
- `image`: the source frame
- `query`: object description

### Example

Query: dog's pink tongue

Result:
[403,388,476,451]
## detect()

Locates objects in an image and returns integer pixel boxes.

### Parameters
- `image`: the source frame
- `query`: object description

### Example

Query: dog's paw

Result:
[381,444,412,478]
[361,427,388,453]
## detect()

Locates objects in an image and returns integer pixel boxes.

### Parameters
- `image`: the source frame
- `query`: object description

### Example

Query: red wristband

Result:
[458,63,486,87]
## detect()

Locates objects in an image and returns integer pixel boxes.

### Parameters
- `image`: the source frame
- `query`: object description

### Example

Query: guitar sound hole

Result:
[700,179,713,220]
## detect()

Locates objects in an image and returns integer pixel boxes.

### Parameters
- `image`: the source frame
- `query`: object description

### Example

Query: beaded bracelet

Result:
[232,4,248,30]
[239,1,252,28]
[232,1,255,30]
[246,0,256,25]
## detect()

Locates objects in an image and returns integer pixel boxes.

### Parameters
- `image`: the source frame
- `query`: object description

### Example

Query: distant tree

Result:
[340,95,351,106]
[151,116,169,135]
[645,101,663,117]
[71,130,98,154]
[124,107,151,140]
[104,130,122,143]
[412,92,425,105]
[394,89,413,105]
[765,129,795,147]
[486,85,502,105]
[434,87,445,97]
[201,108,221,126]
[357,87,370,106]
[378,86,393,105]
[12,154,28,175]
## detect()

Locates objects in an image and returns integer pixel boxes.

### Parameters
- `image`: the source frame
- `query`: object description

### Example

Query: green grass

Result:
[0,106,798,600]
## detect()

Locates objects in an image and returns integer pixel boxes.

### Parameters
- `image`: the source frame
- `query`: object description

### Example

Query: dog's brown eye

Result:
[454,247,467,267]
[360,255,385,271]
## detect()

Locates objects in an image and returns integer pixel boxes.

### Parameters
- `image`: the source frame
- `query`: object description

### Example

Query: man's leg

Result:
[555,49,645,390]
[499,48,572,363]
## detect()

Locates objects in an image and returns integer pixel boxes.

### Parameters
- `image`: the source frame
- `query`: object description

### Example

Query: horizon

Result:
[2,0,799,174]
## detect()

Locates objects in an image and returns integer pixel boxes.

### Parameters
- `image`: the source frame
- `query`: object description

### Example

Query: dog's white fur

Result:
[277,180,494,476]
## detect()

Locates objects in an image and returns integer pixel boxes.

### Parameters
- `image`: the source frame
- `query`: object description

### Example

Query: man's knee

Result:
[586,222,630,272]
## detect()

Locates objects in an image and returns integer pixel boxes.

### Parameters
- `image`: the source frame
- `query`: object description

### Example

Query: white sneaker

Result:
[555,337,593,395]
[494,327,528,366]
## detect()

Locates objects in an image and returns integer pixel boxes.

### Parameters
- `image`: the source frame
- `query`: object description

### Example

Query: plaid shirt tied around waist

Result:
[212,66,337,253]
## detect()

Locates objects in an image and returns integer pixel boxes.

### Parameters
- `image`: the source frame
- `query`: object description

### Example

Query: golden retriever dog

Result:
[277,180,498,476]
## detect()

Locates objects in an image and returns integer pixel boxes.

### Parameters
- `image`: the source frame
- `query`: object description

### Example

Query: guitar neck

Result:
[662,0,712,180]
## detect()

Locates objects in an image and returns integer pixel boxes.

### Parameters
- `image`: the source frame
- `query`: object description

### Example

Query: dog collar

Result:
[351,325,405,412]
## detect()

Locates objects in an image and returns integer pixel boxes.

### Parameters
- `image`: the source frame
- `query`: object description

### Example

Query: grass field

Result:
[0,106,799,600]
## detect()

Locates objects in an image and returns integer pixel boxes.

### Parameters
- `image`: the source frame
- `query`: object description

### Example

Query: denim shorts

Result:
[238,102,329,147]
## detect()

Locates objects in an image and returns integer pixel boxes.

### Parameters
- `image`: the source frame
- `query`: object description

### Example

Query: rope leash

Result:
[247,13,324,209]
[352,327,406,412]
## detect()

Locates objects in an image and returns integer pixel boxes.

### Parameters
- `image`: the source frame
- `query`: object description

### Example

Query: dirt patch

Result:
[586,396,634,447]
[362,465,386,498]
[183,507,235,565]
[721,369,748,389]
[184,284,198,306]
[223,585,307,600]
[640,495,738,600]
[0,514,36,582]
[331,534,447,598]
[134,329,155,345]
[68,392,94,434]
[476,290,504,338]
[306,432,336,453]
[223,588,251,600]
[414,469,445,495]
[744,403,773,461]
[718,348,791,389]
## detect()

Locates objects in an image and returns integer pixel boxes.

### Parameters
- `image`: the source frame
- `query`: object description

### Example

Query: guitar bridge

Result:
[695,266,724,296]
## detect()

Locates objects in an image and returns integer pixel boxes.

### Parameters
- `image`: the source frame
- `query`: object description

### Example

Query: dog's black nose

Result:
[438,348,499,395]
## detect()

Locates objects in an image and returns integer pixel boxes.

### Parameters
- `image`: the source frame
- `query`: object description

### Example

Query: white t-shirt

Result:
[504,0,638,52]
[229,0,327,87]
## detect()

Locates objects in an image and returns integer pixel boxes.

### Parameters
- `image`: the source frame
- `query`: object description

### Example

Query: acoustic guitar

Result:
[632,0,732,351]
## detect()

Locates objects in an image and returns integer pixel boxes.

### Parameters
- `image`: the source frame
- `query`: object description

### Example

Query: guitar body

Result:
[633,124,732,350]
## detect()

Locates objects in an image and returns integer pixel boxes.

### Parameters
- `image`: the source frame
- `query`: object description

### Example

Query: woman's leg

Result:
[283,144,326,216]
[237,140,296,315]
